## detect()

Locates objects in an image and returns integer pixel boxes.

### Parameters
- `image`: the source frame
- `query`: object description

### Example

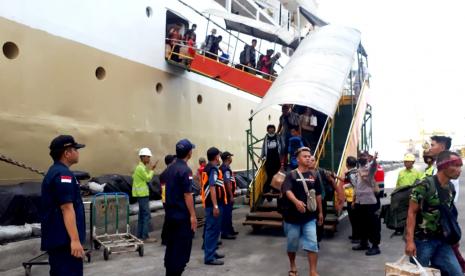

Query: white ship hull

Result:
[0,0,281,183]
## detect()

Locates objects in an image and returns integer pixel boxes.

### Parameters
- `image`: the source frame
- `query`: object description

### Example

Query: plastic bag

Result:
[385,255,440,276]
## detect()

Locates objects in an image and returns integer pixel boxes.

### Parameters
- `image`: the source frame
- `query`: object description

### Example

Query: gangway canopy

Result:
[299,6,328,27]
[203,9,297,46]
[252,25,361,118]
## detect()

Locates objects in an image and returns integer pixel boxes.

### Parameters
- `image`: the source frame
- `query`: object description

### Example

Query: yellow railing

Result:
[315,118,332,167]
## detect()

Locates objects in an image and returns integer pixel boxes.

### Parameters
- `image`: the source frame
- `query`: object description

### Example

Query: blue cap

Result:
[176,139,195,154]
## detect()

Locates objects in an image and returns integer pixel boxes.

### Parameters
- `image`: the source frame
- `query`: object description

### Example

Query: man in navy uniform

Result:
[40,135,86,276]
[164,139,197,276]
[220,151,238,239]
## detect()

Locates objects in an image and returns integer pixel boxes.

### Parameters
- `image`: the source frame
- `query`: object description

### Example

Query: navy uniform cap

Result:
[49,135,85,151]
[176,139,195,153]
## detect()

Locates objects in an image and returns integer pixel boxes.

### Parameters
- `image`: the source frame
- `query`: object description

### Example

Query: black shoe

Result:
[214,253,225,259]
[365,246,381,256]
[351,239,360,244]
[221,235,236,240]
[205,259,224,265]
[217,241,223,246]
[348,235,353,240]
[232,230,239,235]
[352,244,369,251]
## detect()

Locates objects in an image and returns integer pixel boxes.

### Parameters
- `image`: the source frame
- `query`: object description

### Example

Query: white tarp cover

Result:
[252,25,361,118]
[203,9,297,46]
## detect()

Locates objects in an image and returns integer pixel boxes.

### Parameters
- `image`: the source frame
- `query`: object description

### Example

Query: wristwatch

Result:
[214,205,219,209]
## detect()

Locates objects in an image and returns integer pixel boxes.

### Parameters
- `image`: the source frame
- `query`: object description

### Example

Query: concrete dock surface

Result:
[4,171,465,276]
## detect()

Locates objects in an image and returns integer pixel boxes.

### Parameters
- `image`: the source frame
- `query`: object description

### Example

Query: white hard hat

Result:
[138,148,152,157]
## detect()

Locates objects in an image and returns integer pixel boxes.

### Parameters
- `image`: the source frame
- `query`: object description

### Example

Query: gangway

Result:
[242,25,373,234]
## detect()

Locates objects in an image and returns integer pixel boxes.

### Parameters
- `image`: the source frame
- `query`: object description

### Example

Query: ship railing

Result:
[166,38,278,81]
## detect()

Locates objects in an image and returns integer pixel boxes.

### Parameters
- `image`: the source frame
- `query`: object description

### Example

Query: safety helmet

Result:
[138,147,152,157]
[404,153,415,162]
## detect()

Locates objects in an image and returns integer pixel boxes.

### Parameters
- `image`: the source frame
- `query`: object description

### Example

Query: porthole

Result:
[227,103,232,111]
[156,82,163,94]
[2,41,19,59]
[268,114,271,121]
[197,95,203,104]
[95,66,106,80]
[146,7,153,18]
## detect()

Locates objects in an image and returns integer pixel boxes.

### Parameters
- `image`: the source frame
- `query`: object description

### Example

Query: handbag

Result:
[296,170,317,212]
[432,178,461,245]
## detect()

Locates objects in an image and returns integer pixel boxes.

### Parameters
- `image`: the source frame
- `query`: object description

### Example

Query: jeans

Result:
[164,218,193,276]
[48,246,83,276]
[204,206,222,263]
[137,197,150,239]
[284,219,318,253]
[415,239,462,275]
[221,202,234,236]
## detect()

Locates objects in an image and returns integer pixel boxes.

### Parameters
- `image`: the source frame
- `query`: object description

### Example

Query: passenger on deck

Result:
[299,107,318,153]
[405,151,463,275]
[239,39,257,73]
[277,105,300,168]
[351,152,381,256]
[257,49,274,79]
[206,35,223,61]
[168,23,184,62]
[184,23,197,42]
[270,52,281,78]
[281,147,323,276]
[193,157,207,195]
[396,153,422,189]
[288,127,308,170]
[204,29,218,59]
[260,124,283,193]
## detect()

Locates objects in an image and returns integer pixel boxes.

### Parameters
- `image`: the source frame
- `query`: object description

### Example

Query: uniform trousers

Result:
[164,218,193,276]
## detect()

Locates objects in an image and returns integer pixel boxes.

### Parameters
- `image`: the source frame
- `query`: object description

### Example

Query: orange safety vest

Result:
[201,166,228,207]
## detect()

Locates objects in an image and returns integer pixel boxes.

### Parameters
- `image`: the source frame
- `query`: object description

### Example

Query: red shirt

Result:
[374,164,384,183]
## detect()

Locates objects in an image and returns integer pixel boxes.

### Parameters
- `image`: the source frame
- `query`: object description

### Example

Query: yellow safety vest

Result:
[396,168,422,188]
[132,162,154,197]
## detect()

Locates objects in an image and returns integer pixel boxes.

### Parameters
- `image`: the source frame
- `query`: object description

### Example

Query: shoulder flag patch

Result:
[61,176,72,183]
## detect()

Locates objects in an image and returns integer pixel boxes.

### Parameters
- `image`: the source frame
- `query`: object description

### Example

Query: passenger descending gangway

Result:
[242,25,373,233]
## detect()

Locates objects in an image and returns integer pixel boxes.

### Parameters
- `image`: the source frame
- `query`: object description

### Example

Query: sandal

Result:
[289,270,298,276]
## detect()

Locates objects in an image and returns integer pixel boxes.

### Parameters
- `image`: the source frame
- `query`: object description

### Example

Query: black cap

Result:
[221,151,234,161]
[207,147,221,161]
[49,135,85,151]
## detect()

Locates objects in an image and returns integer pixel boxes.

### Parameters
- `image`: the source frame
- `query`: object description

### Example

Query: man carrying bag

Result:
[405,150,463,275]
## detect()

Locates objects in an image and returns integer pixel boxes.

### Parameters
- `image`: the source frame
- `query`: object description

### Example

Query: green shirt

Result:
[132,162,154,197]
[410,176,454,239]
[396,168,422,188]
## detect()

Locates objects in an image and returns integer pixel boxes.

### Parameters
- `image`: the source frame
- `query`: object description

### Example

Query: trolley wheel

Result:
[24,266,31,276]
[138,245,144,257]
[103,248,110,261]
[93,240,101,250]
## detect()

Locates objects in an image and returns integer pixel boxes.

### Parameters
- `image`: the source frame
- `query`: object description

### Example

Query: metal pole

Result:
[297,7,301,43]
[232,32,240,65]
[205,15,210,40]
[249,117,255,211]
[331,124,335,171]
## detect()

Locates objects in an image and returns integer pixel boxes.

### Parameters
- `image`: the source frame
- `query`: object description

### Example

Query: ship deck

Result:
[4,169,465,276]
